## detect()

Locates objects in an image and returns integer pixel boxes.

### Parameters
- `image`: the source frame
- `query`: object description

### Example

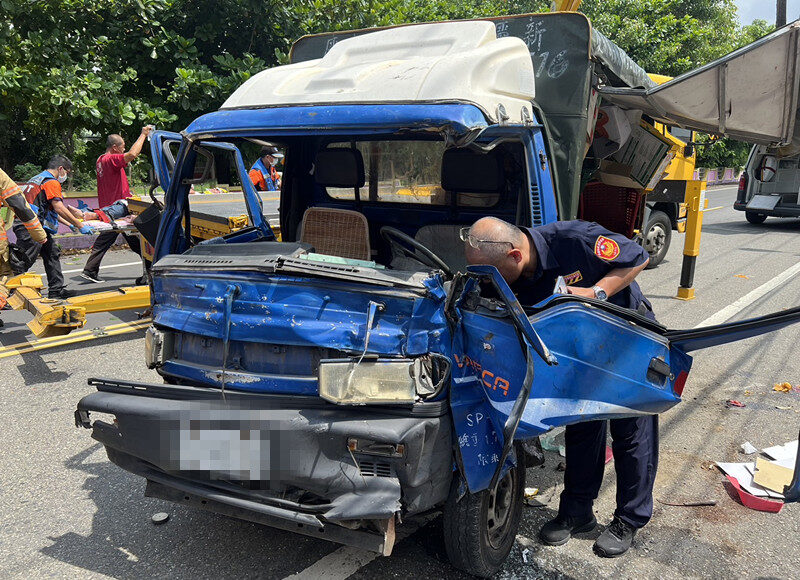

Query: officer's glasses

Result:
[459,227,514,250]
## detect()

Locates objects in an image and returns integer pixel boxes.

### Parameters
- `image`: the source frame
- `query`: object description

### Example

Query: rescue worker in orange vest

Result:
[248,146,283,191]
[0,167,47,325]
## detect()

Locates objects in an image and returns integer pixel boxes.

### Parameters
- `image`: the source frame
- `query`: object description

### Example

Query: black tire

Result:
[442,461,525,577]
[642,210,671,269]
[745,211,767,224]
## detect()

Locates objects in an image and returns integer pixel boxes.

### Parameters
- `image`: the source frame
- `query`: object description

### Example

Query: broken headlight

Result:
[144,326,173,369]
[319,359,417,404]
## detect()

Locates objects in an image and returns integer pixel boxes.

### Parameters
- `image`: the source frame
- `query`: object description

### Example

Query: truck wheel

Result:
[745,211,767,224]
[442,461,525,577]
[643,210,671,269]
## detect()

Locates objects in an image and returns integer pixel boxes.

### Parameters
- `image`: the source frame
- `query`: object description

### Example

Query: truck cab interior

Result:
[169,132,537,279]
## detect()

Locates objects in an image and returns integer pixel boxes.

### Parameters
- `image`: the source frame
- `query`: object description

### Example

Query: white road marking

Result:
[284,517,432,580]
[284,546,380,580]
[62,261,141,275]
[694,260,800,327]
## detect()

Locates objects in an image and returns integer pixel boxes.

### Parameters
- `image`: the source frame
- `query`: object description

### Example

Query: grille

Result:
[358,460,393,478]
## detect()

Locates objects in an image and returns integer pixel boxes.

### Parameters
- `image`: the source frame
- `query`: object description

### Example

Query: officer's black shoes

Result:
[593,517,637,558]
[539,514,597,546]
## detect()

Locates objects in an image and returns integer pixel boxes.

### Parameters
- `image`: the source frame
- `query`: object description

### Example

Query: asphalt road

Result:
[2,186,800,578]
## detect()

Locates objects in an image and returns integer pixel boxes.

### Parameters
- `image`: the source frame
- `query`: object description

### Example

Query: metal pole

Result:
[777,0,787,28]
[676,180,707,300]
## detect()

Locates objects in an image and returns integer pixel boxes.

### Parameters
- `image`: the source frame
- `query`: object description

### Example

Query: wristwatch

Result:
[591,285,607,301]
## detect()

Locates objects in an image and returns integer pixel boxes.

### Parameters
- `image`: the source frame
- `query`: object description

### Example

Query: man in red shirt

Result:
[81,126,152,284]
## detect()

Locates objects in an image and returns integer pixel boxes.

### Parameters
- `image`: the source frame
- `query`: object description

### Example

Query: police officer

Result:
[463,216,656,558]
[248,146,283,191]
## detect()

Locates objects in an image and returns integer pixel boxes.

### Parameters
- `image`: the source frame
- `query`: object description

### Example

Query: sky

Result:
[734,0,800,24]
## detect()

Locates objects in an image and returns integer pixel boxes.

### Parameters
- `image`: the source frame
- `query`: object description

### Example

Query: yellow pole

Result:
[676,180,706,300]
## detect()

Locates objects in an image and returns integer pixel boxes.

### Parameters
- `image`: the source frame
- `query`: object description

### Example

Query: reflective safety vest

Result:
[27,171,61,234]
[250,159,279,191]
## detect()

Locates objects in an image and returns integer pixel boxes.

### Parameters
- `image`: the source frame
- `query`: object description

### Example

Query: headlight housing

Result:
[318,359,417,404]
[144,326,173,369]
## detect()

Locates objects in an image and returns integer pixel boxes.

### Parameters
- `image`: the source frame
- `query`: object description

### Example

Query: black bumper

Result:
[76,378,453,549]
[734,201,800,217]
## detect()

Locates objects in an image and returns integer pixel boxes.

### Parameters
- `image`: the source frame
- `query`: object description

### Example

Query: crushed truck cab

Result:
[75,16,800,577]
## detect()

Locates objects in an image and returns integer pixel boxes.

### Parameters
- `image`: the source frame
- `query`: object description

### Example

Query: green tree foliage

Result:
[0,0,779,178]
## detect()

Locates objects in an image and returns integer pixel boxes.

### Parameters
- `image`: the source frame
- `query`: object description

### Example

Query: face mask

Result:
[57,173,68,184]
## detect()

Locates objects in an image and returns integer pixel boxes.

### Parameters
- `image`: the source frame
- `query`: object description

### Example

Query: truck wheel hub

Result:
[486,471,514,548]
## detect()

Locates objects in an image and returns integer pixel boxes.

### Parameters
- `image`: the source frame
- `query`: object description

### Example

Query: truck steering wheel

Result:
[380,226,454,278]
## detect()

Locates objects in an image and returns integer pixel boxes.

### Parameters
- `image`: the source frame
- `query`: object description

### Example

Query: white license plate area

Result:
[179,427,269,479]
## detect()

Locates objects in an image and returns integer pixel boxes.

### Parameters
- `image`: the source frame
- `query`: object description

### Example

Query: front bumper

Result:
[76,378,453,551]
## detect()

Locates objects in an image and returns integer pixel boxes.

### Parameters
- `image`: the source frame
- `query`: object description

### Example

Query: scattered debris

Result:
[716,462,783,499]
[744,390,751,396]
[523,487,540,506]
[773,382,793,393]
[740,441,758,455]
[753,457,794,494]
[540,430,566,457]
[762,440,799,463]
[521,548,530,563]
[700,460,716,471]
[733,274,750,279]
[605,445,613,464]
[556,461,566,472]
[725,475,783,513]
[725,399,746,408]
[151,512,170,525]
[656,498,717,507]
[776,405,793,410]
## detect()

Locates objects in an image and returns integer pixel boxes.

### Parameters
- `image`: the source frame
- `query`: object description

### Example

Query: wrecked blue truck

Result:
[75,15,800,577]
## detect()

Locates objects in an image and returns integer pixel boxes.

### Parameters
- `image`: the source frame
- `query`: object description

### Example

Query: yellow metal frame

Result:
[0,318,151,359]
[6,284,151,337]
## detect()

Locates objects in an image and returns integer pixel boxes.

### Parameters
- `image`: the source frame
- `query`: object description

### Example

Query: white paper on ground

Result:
[716,462,784,499]
[740,441,758,455]
[762,440,799,462]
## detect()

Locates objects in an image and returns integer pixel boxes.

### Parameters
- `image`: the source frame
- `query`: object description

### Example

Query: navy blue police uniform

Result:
[512,220,658,531]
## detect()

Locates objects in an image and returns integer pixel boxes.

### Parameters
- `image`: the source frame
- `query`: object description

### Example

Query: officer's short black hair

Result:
[47,155,73,171]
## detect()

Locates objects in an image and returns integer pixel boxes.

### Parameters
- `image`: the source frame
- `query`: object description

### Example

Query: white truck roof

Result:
[221,21,536,124]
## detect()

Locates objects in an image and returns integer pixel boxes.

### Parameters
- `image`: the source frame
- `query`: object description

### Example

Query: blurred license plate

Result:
[179,428,269,479]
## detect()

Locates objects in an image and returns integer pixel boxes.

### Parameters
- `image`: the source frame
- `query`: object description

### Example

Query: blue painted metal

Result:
[152,270,451,394]
[449,266,690,492]
[186,104,489,137]
[149,130,182,191]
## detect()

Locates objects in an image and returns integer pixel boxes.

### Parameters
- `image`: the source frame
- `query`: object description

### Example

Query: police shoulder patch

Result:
[594,236,620,261]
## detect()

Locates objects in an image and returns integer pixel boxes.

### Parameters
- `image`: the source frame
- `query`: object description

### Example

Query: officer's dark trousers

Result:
[558,415,659,529]
[12,224,64,294]
[83,231,142,277]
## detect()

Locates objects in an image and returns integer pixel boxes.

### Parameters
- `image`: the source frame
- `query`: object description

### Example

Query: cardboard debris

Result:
[716,462,783,499]
[753,457,795,494]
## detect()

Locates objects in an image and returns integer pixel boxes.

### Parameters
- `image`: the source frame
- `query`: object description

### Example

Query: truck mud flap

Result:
[665,305,800,352]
